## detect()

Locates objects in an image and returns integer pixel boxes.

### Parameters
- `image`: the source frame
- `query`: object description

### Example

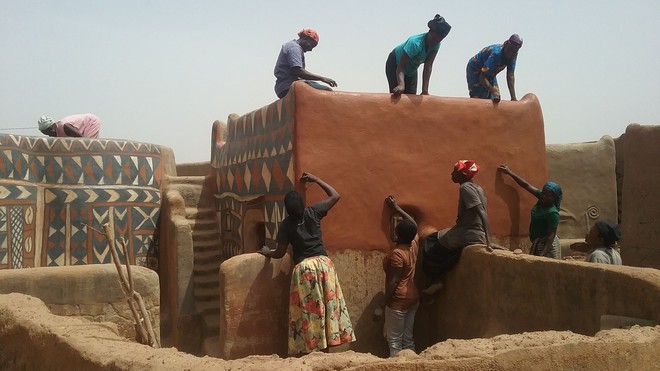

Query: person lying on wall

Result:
[37,114,101,138]
[375,195,421,357]
[498,164,562,259]
[466,34,523,103]
[273,29,337,99]
[571,221,623,265]
[258,172,355,355]
[386,14,452,96]
[421,160,493,296]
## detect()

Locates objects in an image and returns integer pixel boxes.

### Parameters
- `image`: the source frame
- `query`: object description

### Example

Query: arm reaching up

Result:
[301,172,340,211]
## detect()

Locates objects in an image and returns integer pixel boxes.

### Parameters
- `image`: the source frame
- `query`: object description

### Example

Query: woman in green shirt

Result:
[386,14,451,95]
[498,164,563,259]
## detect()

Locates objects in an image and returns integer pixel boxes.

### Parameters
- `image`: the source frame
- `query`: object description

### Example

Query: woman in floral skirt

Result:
[259,172,355,354]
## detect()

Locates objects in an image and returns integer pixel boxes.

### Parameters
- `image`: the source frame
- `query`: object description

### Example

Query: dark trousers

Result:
[421,232,464,281]
[385,51,417,94]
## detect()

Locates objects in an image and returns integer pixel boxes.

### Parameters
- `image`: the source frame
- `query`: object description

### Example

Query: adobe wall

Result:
[0,265,160,341]
[0,134,175,269]
[2,293,658,370]
[217,247,660,359]
[211,82,548,259]
[293,82,547,251]
[176,161,211,177]
[427,246,660,343]
[621,124,660,269]
[546,136,618,254]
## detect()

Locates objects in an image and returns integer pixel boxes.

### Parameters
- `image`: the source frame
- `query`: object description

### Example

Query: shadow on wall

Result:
[495,171,521,239]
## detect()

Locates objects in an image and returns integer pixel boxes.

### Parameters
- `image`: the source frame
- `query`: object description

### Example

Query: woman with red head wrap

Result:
[421,160,493,295]
[274,28,337,98]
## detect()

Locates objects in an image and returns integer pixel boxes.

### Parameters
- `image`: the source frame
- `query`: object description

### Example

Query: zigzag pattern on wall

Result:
[218,194,289,255]
[43,189,161,267]
[213,92,296,197]
[0,202,37,269]
[0,135,163,188]
[0,135,161,155]
[0,135,166,270]
[213,91,298,256]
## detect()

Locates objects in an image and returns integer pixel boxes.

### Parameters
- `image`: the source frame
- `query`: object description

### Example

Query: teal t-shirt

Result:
[394,33,440,76]
[529,190,559,241]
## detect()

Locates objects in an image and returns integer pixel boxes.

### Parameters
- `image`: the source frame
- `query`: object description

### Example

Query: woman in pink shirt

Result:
[38,114,101,138]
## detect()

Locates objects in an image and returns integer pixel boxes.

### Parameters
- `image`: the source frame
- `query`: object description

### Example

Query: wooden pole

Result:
[102,223,158,347]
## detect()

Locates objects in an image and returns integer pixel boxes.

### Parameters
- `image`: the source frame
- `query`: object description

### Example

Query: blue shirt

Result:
[274,40,305,97]
[467,44,516,77]
[394,33,441,76]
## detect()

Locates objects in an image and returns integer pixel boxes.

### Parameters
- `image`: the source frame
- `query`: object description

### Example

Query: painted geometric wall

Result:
[212,89,296,256]
[0,134,168,269]
[214,82,548,253]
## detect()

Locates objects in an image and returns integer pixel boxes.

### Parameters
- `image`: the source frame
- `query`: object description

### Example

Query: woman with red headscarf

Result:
[421,160,492,295]
[274,28,337,98]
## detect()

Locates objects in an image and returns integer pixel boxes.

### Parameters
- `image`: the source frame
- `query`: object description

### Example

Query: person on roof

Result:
[274,29,337,99]
[38,114,101,138]
[466,34,523,102]
[386,14,452,96]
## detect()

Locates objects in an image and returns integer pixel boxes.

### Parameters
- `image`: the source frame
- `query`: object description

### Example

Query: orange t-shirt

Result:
[383,236,420,310]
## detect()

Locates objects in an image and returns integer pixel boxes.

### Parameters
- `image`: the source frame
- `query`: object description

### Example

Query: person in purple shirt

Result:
[466,34,523,103]
[273,29,337,99]
[38,114,101,138]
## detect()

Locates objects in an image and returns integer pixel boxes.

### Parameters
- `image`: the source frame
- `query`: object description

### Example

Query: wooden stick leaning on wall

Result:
[102,223,160,348]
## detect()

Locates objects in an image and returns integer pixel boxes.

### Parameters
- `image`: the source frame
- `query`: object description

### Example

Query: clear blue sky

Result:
[1,1,658,163]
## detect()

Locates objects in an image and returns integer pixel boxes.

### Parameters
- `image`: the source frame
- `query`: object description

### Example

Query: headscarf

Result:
[542,181,563,209]
[503,34,523,48]
[297,29,319,43]
[37,116,55,131]
[454,160,479,179]
[594,221,622,248]
[427,14,451,38]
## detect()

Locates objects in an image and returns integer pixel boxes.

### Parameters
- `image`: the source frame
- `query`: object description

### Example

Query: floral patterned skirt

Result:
[288,255,356,354]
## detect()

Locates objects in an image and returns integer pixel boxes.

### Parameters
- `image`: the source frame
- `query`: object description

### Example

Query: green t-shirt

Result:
[394,33,441,76]
[529,190,559,241]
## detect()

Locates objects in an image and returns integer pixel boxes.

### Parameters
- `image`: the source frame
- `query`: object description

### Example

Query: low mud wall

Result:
[1,293,658,370]
[176,161,211,177]
[218,247,660,359]
[218,251,387,359]
[427,246,660,344]
[0,265,160,341]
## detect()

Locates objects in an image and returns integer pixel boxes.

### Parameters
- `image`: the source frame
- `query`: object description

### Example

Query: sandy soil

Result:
[1,293,659,371]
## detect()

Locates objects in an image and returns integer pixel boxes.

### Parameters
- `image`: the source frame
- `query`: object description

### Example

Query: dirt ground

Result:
[1,293,659,371]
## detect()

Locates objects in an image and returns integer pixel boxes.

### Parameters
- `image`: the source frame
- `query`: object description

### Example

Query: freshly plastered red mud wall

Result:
[292,82,547,250]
